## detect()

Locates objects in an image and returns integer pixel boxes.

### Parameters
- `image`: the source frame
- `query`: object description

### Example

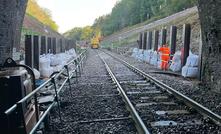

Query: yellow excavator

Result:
[90,36,100,49]
[90,32,102,49]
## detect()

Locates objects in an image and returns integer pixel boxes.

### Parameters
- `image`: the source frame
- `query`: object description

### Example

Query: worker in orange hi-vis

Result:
[158,45,171,70]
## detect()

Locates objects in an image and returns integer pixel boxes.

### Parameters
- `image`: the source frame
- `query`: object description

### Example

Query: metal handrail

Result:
[4,49,87,134]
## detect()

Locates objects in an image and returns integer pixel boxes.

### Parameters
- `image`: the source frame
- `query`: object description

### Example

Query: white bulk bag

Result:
[150,51,159,66]
[33,68,40,79]
[147,50,153,63]
[40,67,53,78]
[182,66,198,78]
[136,49,143,61]
[169,51,182,72]
[50,55,63,66]
[170,60,182,72]
[39,57,50,69]
[186,54,199,67]
[172,51,181,62]
[132,48,138,58]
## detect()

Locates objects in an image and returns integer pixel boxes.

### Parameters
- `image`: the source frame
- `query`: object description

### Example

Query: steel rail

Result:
[98,52,150,134]
[104,50,221,126]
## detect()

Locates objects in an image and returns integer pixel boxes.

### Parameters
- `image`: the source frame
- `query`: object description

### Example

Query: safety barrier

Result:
[3,49,87,134]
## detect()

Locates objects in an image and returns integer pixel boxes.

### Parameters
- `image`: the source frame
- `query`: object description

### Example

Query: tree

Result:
[93,0,197,36]
[0,0,28,65]
[26,0,58,31]
[198,0,221,93]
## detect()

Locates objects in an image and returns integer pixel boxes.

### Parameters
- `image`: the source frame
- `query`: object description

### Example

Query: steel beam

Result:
[170,26,177,56]
[40,36,46,55]
[154,30,159,51]
[33,35,39,70]
[142,32,147,50]
[182,24,191,67]
[52,37,56,54]
[147,31,152,50]
[161,29,167,46]
[25,35,33,68]
[47,37,52,53]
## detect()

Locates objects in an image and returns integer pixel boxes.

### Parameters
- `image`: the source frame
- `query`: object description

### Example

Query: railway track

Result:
[47,49,137,134]
[97,49,221,133]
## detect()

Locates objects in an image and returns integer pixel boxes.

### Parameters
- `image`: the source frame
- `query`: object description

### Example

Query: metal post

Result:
[198,30,203,80]
[154,30,159,51]
[60,39,62,53]
[161,29,167,46]
[52,37,56,54]
[77,57,81,76]
[47,37,52,53]
[182,24,191,67]
[74,60,78,83]
[147,31,152,50]
[40,36,46,55]
[142,32,147,50]
[64,65,72,97]
[170,26,177,57]
[17,103,27,134]
[33,35,39,70]
[51,78,62,122]
[25,35,33,68]
[139,33,143,49]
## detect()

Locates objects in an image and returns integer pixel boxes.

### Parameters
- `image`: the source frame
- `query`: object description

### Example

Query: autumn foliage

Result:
[26,0,58,31]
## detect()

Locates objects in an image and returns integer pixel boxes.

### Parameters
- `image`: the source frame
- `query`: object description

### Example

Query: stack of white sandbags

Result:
[136,49,144,61]
[150,51,160,66]
[50,55,63,72]
[143,50,148,62]
[39,48,77,78]
[67,48,77,60]
[143,50,153,63]
[182,52,199,78]
[170,51,182,72]
[131,48,139,58]
[39,56,53,78]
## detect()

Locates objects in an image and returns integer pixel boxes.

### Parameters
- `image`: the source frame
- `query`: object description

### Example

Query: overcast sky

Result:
[37,0,118,33]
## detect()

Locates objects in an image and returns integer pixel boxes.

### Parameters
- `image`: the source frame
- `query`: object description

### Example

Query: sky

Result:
[37,0,118,33]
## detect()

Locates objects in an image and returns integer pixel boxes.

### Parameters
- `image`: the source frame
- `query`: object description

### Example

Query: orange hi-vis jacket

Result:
[158,46,170,62]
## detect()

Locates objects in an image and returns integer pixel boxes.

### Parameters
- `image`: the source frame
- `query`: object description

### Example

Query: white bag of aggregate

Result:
[186,54,199,67]
[39,56,52,78]
[50,56,59,66]
[52,65,63,72]
[136,49,144,61]
[170,60,182,72]
[68,49,77,58]
[150,51,159,66]
[33,68,40,79]
[169,51,182,72]
[133,48,138,53]
[157,61,161,69]
[143,50,148,61]
[182,66,198,77]
[39,57,50,69]
[146,50,153,63]
[143,50,153,63]
[40,67,53,78]
[132,48,139,58]
[172,51,181,62]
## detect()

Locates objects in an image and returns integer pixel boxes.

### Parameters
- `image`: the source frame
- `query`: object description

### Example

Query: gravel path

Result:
[46,49,137,134]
